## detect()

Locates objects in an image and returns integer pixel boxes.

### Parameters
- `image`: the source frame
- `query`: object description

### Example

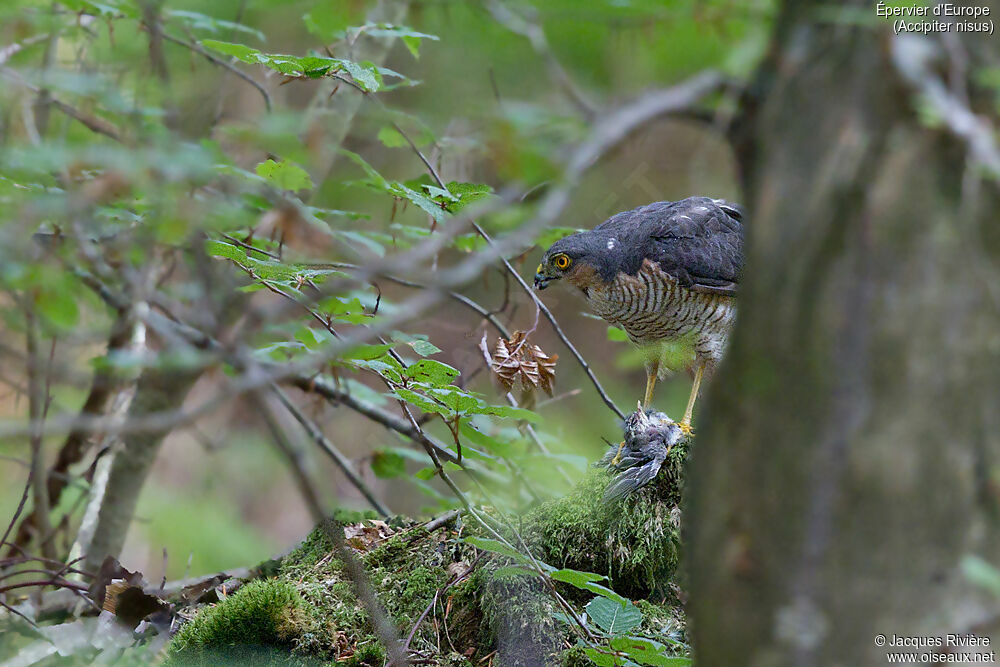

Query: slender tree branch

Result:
[271,385,390,517]
[156,29,272,112]
[0,68,124,143]
[484,0,597,118]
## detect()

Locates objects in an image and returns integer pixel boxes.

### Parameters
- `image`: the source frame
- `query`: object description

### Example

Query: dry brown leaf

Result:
[485,331,558,397]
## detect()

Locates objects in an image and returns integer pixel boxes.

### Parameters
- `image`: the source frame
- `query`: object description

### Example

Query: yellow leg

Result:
[614,362,660,467]
[610,440,625,467]
[679,363,704,435]
[643,359,659,410]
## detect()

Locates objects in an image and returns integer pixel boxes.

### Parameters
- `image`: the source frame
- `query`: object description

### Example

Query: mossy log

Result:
[167,428,689,666]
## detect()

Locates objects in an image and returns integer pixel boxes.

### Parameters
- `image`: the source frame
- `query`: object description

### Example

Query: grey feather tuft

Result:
[600,409,685,502]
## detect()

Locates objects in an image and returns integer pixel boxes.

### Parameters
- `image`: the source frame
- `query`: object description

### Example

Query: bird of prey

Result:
[533,197,743,434]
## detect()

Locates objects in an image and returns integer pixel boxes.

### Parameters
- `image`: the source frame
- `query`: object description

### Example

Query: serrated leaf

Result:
[391,388,449,416]
[586,597,642,636]
[609,637,691,666]
[205,239,247,262]
[553,571,627,607]
[405,359,459,386]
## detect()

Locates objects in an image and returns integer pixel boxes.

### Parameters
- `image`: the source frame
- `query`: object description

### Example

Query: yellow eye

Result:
[553,254,571,270]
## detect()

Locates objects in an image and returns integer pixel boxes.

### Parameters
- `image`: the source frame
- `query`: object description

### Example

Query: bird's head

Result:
[534,232,607,290]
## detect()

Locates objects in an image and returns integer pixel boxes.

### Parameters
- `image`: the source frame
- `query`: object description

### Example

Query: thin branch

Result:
[288,374,460,466]
[485,0,597,118]
[271,385,390,517]
[24,304,54,559]
[316,261,512,338]
[156,29,272,112]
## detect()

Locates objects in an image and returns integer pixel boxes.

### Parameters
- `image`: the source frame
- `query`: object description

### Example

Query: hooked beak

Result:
[533,264,551,290]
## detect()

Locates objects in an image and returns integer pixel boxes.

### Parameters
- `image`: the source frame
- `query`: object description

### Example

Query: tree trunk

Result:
[686,3,1000,665]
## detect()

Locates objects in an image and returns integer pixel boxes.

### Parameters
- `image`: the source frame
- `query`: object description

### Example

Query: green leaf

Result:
[479,404,541,422]
[463,537,552,571]
[351,357,404,384]
[202,39,264,64]
[341,60,380,92]
[423,386,480,414]
[342,344,394,361]
[391,388,450,417]
[371,450,406,478]
[581,649,620,667]
[377,126,409,148]
[458,421,513,457]
[409,340,441,357]
[405,359,459,386]
[551,569,627,607]
[255,159,313,192]
[205,239,247,262]
[443,181,493,212]
[586,597,642,636]
[318,295,369,324]
[401,35,422,59]
[609,637,691,666]
[414,466,437,481]
[294,326,334,350]
[167,10,265,41]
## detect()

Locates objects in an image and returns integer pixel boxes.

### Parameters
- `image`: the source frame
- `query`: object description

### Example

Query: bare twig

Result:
[485,0,597,118]
[0,68,124,143]
[271,385,391,517]
[156,29,272,112]
[24,304,54,559]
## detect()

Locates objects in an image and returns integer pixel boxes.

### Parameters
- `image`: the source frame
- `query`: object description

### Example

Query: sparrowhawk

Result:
[533,197,744,433]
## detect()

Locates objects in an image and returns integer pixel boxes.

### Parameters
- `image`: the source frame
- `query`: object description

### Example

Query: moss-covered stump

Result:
[168,449,688,666]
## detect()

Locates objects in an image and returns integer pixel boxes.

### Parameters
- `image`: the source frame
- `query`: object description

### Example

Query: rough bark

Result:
[687,3,1000,665]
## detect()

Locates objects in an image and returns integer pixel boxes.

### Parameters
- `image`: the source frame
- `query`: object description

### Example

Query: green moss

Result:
[273,520,454,661]
[170,446,687,665]
[168,579,305,665]
[561,645,594,666]
[524,465,684,599]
